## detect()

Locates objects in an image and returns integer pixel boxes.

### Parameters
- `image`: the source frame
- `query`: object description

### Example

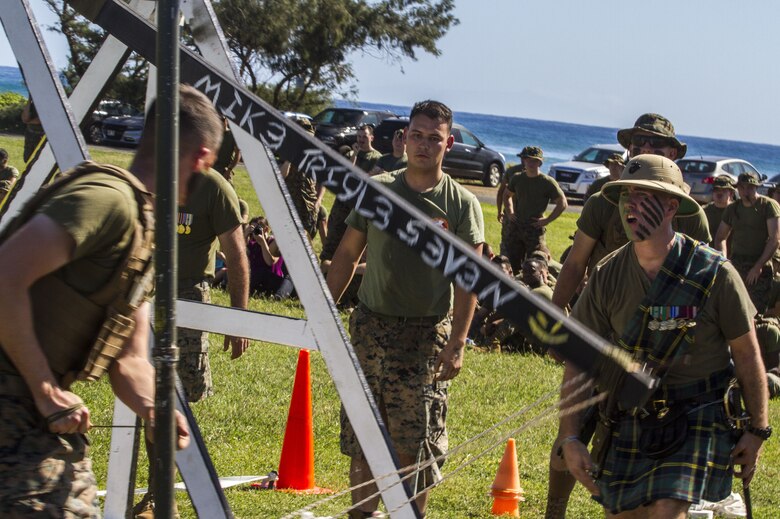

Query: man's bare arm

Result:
[435,243,483,381]
[0,214,90,434]
[109,302,190,449]
[729,329,769,484]
[496,182,506,222]
[747,217,780,285]
[713,221,732,255]
[551,231,597,309]
[540,195,568,227]
[325,226,367,304]
[503,187,515,220]
[218,224,250,359]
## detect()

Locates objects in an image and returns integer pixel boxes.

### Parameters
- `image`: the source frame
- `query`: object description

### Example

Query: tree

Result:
[214,0,458,112]
[42,0,148,110]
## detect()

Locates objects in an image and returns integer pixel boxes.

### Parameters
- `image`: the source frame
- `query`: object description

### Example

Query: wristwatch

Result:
[745,424,772,441]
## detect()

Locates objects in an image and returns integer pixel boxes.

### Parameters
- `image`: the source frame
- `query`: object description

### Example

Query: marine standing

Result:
[703,175,736,247]
[503,146,567,273]
[559,155,769,518]
[326,100,484,517]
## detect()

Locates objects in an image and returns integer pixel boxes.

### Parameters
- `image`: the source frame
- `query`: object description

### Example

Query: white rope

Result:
[281,372,596,519]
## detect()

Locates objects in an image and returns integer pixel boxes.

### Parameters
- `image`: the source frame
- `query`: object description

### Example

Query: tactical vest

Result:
[0,161,155,388]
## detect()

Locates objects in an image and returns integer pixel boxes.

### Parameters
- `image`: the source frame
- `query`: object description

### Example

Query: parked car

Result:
[676,156,763,203]
[373,118,506,187]
[312,107,396,152]
[101,111,145,146]
[282,111,313,126]
[759,172,780,197]
[548,144,626,200]
[84,100,141,144]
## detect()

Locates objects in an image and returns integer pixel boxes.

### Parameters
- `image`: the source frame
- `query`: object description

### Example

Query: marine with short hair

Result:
[326,100,484,517]
[0,85,222,516]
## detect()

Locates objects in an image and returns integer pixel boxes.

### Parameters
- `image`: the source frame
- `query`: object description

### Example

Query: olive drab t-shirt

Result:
[722,195,780,262]
[346,171,485,317]
[577,192,712,270]
[572,241,756,385]
[703,202,727,246]
[40,174,137,293]
[0,171,140,379]
[502,164,524,185]
[374,152,408,174]
[507,172,564,222]
[177,168,242,281]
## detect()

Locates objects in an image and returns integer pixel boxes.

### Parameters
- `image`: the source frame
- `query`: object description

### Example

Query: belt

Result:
[358,304,447,326]
[643,387,725,417]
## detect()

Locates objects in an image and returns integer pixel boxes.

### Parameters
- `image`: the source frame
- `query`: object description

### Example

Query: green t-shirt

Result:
[374,152,408,174]
[577,193,712,270]
[585,176,611,199]
[507,172,564,222]
[722,196,780,262]
[502,164,524,185]
[572,242,756,385]
[347,171,485,317]
[703,203,726,241]
[177,168,242,281]
[41,173,137,293]
[357,149,383,173]
[531,284,553,301]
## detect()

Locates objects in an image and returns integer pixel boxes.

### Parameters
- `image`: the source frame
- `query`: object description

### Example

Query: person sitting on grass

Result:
[246,216,294,300]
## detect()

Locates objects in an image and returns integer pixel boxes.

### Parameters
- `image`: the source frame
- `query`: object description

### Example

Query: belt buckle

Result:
[652,399,670,419]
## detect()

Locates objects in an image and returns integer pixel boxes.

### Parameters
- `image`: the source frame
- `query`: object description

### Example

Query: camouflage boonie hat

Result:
[712,175,736,190]
[603,153,625,168]
[602,154,700,217]
[519,146,544,162]
[294,116,315,135]
[616,113,687,159]
[737,171,761,186]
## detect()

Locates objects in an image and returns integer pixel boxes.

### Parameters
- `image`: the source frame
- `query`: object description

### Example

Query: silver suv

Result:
[549,144,626,200]
[677,156,763,203]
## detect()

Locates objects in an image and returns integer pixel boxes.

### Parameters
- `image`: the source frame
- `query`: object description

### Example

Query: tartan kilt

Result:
[595,401,735,514]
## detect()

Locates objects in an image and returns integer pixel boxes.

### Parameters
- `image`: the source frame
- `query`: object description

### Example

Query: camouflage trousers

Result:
[501,219,546,273]
[0,390,99,518]
[732,258,774,312]
[340,305,452,490]
[177,281,214,402]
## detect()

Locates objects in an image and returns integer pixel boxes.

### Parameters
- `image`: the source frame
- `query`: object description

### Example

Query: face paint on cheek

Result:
[619,190,641,241]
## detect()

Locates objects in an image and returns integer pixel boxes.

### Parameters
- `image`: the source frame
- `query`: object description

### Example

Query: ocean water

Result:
[338,100,780,179]
[3,64,777,177]
[0,65,28,97]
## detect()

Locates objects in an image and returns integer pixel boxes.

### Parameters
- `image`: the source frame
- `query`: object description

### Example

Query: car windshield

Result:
[677,160,716,174]
[313,110,362,125]
[103,103,140,117]
[573,147,620,164]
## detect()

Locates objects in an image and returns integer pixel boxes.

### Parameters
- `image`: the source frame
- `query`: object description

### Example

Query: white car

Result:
[677,156,763,203]
[548,144,626,200]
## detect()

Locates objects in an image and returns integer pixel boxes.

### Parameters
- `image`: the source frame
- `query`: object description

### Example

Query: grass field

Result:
[1,134,778,518]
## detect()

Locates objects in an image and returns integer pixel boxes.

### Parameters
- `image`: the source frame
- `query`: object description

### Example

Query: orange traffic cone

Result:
[490,438,524,516]
[276,350,331,494]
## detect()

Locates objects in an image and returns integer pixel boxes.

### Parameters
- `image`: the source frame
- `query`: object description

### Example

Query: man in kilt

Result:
[559,154,770,518]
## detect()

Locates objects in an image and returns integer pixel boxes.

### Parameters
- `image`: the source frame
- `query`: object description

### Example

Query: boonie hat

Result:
[603,153,625,168]
[602,154,700,217]
[712,175,736,190]
[519,146,544,162]
[737,171,761,186]
[616,113,687,159]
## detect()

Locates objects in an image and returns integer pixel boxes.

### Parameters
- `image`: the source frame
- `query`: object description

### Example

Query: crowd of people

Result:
[0,92,775,519]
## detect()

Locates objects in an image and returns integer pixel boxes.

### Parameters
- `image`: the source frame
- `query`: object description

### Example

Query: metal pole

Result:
[153,0,180,517]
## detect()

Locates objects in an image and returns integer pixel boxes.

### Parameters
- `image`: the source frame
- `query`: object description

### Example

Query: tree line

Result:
[41,0,458,115]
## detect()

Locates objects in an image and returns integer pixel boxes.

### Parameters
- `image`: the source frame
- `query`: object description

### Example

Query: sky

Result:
[2,0,779,145]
